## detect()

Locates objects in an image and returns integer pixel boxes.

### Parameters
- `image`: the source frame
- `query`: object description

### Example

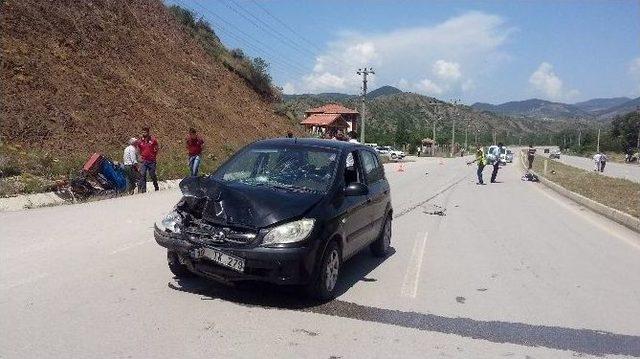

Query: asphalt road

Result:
[554,154,640,183]
[2,154,640,358]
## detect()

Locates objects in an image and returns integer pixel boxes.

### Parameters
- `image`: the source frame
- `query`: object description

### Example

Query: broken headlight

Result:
[158,210,182,233]
[262,218,315,246]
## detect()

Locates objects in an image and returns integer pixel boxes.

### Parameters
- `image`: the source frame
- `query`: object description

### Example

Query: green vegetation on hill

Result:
[167,5,280,101]
[281,89,594,150]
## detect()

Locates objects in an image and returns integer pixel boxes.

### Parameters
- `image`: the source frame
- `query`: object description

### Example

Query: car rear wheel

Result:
[371,215,391,257]
[167,251,193,278]
[391,153,397,159]
[306,241,341,301]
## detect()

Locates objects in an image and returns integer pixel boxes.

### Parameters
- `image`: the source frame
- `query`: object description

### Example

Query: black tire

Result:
[306,241,341,301]
[391,153,398,159]
[371,215,392,257]
[167,251,193,278]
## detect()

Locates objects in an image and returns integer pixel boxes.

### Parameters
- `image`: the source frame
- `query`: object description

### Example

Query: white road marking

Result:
[110,239,154,255]
[401,231,429,298]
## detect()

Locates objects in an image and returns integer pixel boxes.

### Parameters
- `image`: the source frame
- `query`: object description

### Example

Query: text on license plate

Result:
[193,248,245,273]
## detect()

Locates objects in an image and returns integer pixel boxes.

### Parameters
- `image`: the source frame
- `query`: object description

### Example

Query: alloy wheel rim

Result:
[325,250,340,292]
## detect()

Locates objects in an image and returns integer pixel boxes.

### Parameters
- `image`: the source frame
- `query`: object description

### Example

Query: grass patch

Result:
[531,155,640,218]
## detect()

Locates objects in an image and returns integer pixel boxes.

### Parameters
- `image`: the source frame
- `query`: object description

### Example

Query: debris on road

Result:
[423,204,447,216]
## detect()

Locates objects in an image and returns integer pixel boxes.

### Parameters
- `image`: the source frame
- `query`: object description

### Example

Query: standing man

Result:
[467,144,486,185]
[599,152,607,172]
[527,144,536,170]
[123,137,139,194]
[137,126,159,192]
[593,152,602,172]
[490,142,504,183]
[186,127,204,177]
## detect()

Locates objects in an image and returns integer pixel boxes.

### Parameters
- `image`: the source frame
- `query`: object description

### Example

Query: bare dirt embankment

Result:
[0,0,299,195]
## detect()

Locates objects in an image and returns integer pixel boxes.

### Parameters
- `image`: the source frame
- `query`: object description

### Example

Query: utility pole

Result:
[464,125,468,151]
[597,128,601,153]
[450,99,458,157]
[578,129,581,147]
[356,68,374,143]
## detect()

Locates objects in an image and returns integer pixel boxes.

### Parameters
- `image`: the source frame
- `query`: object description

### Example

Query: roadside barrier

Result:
[519,150,640,233]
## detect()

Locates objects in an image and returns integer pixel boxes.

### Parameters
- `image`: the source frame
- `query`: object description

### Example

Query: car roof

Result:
[251,137,370,152]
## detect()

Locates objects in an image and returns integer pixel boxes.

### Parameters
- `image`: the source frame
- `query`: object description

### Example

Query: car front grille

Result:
[182,222,257,247]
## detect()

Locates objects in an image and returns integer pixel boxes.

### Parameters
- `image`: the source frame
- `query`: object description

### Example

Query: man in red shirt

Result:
[137,126,159,192]
[186,127,204,176]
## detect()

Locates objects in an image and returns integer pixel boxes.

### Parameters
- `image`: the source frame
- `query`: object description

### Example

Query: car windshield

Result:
[212,146,339,193]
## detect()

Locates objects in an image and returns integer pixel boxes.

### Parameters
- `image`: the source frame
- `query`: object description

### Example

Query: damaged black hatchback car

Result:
[154,138,392,300]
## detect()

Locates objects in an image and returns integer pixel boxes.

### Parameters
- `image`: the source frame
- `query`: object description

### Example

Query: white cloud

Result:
[282,82,296,94]
[302,72,349,92]
[433,60,461,81]
[290,11,513,96]
[462,79,475,92]
[528,62,579,101]
[417,78,443,95]
[396,78,410,90]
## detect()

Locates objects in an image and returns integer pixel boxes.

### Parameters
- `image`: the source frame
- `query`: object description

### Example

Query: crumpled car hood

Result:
[178,176,324,229]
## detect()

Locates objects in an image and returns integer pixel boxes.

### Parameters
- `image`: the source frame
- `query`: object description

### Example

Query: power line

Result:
[187,0,311,75]
[221,0,347,71]
[249,0,325,54]
[174,0,310,77]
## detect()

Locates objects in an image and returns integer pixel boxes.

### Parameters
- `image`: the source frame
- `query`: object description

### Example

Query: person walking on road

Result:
[137,126,159,193]
[490,142,504,183]
[599,152,607,172]
[186,128,204,177]
[123,137,139,194]
[593,152,602,172]
[467,144,486,185]
[527,144,536,170]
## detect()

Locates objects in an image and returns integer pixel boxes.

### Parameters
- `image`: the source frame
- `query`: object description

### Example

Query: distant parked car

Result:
[549,151,561,159]
[375,146,405,160]
[505,149,514,163]
[544,148,550,154]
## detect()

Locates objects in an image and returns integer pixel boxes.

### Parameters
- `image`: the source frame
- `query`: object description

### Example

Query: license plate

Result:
[192,247,245,273]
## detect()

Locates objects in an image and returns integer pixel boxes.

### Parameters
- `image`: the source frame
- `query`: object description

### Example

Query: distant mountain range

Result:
[280,86,595,146]
[471,96,638,121]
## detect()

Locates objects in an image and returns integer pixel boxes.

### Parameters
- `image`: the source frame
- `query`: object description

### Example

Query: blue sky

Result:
[172,0,640,104]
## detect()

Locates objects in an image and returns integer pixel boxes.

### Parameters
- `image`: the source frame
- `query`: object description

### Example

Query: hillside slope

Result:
[0,0,296,182]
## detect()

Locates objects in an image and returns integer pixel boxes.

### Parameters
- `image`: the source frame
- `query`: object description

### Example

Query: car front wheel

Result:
[371,215,391,257]
[307,241,341,301]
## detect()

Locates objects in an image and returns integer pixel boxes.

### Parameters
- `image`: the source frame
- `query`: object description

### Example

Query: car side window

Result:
[344,151,362,185]
[360,150,383,184]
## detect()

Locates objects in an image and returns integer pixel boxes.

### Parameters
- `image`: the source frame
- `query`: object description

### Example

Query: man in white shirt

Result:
[593,152,602,172]
[490,143,503,183]
[123,138,139,194]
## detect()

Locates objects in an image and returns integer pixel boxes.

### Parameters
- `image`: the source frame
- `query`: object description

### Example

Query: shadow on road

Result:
[168,246,396,310]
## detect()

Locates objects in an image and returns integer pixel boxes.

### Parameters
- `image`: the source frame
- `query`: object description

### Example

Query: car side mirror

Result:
[344,182,369,196]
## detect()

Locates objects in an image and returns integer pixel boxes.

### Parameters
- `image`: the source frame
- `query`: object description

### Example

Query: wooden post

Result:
[544,159,548,175]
